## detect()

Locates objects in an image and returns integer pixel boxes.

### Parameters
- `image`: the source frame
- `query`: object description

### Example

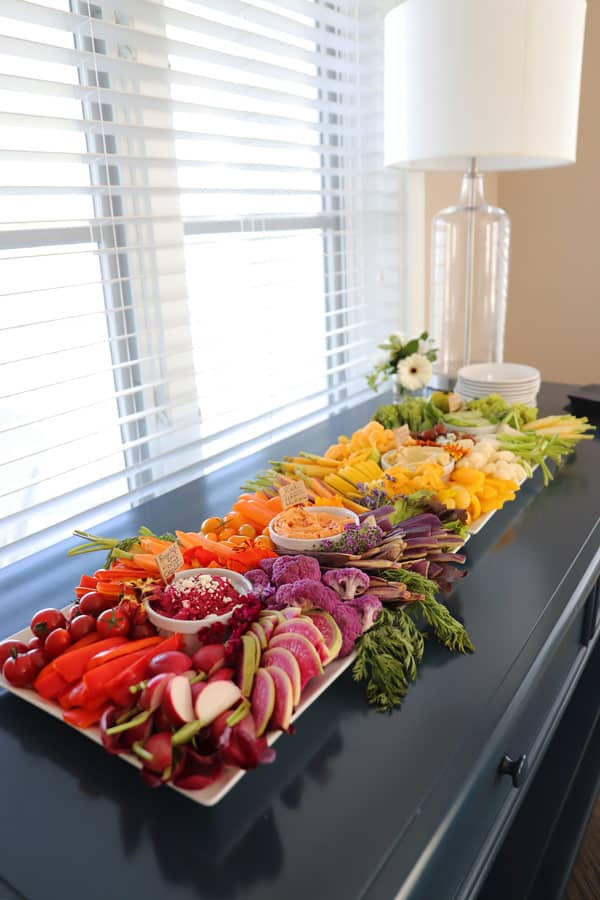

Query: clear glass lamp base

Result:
[429,163,510,382]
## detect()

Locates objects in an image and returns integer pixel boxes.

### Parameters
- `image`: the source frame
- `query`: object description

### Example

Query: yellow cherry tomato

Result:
[238,524,256,539]
[201,516,223,534]
[223,512,243,530]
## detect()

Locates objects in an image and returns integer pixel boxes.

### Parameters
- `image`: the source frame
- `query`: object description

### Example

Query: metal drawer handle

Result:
[498,754,528,788]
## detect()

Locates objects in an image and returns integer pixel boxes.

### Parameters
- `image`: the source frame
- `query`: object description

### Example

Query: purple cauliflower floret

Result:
[259,557,276,577]
[329,603,363,656]
[322,567,370,600]
[273,580,339,613]
[348,593,382,631]
[262,584,276,603]
[244,568,271,598]
[271,555,322,588]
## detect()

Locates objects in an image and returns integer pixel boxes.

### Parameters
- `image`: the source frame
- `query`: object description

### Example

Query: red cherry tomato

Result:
[79,591,114,617]
[30,609,67,642]
[68,614,97,642]
[26,648,46,672]
[129,621,157,640]
[67,604,82,623]
[3,653,37,687]
[96,608,130,638]
[27,636,43,651]
[43,628,73,660]
[0,641,28,668]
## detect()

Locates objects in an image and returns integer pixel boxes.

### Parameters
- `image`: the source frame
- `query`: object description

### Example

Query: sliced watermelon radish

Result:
[250,668,276,737]
[268,633,323,689]
[261,646,302,706]
[267,666,294,732]
[272,617,328,662]
[305,611,343,665]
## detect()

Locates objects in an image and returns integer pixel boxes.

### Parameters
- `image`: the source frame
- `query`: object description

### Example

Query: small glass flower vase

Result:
[392,377,427,403]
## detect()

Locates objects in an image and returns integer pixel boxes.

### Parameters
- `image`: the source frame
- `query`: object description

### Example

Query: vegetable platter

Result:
[0,390,594,805]
[0,609,355,806]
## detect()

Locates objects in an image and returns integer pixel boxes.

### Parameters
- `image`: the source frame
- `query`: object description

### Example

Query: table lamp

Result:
[384,0,587,384]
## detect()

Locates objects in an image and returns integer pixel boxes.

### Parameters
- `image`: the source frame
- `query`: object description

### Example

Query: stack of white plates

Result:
[456,363,541,407]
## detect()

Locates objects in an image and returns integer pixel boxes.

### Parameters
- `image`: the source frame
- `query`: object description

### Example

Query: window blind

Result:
[0,0,405,566]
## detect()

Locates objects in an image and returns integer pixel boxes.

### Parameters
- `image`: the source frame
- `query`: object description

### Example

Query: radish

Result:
[120,713,153,750]
[173,748,224,791]
[191,681,207,704]
[194,680,241,726]
[191,644,226,676]
[135,732,172,775]
[140,673,174,712]
[147,651,193,677]
[161,675,195,726]
[208,666,236,683]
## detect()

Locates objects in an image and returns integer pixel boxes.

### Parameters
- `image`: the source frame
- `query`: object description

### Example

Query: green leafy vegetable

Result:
[352,568,474,712]
[352,607,425,712]
[390,490,435,525]
[383,568,474,654]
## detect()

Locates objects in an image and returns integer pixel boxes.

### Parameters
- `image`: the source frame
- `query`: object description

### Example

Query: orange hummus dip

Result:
[272,507,353,540]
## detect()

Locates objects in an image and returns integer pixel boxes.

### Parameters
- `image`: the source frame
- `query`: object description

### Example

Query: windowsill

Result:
[1,392,388,637]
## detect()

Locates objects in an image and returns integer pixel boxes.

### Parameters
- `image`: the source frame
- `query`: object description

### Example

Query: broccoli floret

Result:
[273,580,340,612]
[322,567,370,600]
[348,593,383,630]
[271,555,322,588]
[372,404,401,430]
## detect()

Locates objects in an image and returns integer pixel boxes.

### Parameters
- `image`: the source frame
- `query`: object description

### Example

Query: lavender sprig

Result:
[321,521,384,555]
[356,483,393,511]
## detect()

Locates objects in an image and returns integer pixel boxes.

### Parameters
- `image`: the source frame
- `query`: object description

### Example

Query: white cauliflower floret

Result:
[495,450,516,462]
[482,463,497,474]
[476,440,496,460]
[465,452,485,469]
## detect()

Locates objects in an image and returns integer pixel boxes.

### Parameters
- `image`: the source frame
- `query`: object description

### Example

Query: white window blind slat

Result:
[0,0,406,567]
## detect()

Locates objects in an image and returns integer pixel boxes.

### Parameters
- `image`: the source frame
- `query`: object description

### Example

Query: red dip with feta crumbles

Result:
[151,573,242,620]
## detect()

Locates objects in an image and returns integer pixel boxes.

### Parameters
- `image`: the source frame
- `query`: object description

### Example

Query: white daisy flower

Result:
[397,353,433,392]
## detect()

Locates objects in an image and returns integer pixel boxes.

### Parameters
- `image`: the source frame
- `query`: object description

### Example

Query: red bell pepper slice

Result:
[106,632,183,705]
[52,637,127,683]
[63,704,110,729]
[82,649,151,697]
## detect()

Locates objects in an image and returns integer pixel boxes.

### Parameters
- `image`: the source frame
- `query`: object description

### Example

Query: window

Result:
[0,0,406,567]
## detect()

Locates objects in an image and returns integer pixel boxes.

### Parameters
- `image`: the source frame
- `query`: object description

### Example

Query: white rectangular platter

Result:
[0,614,355,807]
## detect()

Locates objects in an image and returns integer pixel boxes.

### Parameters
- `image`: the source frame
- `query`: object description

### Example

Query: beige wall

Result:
[498,0,600,385]
[423,0,599,385]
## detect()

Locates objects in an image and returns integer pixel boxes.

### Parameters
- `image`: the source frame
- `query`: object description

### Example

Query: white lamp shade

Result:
[384,0,587,171]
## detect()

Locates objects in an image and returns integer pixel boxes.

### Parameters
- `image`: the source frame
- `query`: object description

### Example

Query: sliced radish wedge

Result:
[161,675,194,726]
[194,680,242,726]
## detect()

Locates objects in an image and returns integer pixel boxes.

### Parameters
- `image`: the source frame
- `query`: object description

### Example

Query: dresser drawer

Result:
[402,587,592,900]
[454,596,593,899]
